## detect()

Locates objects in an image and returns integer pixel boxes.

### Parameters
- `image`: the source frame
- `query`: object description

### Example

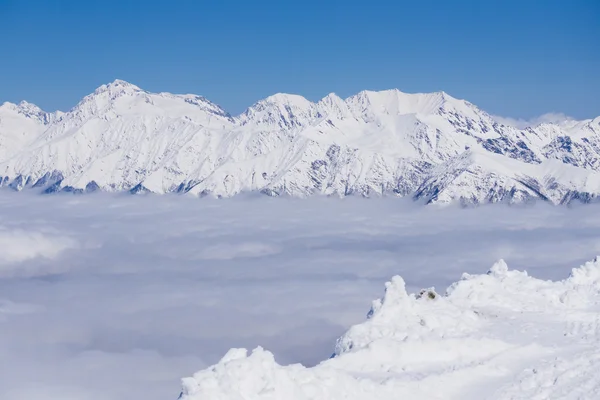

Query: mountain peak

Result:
[347,88,449,117]
[91,79,143,97]
[317,93,349,118]
[320,92,343,102]
[239,93,317,128]
[240,93,314,116]
[17,100,45,113]
[108,79,140,89]
[0,100,50,124]
[0,101,18,110]
[262,93,313,107]
[67,79,146,115]
[317,92,345,108]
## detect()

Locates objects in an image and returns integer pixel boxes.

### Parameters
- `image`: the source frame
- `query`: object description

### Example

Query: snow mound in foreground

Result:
[179,258,600,399]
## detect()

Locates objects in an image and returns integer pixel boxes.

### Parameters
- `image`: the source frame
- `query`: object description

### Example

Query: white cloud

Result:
[0,229,77,276]
[0,230,75,263]
[491,112,574,129]
[0,194,599,399]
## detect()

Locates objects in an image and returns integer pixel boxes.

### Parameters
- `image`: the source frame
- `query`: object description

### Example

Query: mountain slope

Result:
[0,101,59,161]
[0,80,598,204]
[179,258,600,400]
[414,149,600,205]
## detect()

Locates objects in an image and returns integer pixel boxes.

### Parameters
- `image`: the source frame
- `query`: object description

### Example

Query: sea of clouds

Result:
[1,192,599,399]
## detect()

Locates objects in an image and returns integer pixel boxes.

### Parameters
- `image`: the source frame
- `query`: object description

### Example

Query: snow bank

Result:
[179,258,600,399]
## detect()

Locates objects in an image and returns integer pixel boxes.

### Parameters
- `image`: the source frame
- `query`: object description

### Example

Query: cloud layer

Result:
[0,193,599,399]
[491,112,574,128]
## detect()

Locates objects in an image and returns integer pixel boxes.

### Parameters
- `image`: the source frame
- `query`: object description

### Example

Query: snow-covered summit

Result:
[0,99,59,161]
[238,92,320,129]
[0,100,55,124]
[0,81,599,204]
[179,257,600,400]
[94,78,143,93]
[316,93,349,119]
[347,89,448,116]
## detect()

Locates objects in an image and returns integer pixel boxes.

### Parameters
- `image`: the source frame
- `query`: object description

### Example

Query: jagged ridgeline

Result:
[1,80,599,205]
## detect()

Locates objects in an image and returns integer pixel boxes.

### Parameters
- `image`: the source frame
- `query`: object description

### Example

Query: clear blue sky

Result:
[1,0,599,119]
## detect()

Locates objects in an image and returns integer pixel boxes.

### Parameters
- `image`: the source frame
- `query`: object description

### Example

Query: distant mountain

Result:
[1,79,599,204]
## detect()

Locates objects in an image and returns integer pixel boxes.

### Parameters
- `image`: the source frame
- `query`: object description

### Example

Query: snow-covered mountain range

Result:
[1,79,599,204]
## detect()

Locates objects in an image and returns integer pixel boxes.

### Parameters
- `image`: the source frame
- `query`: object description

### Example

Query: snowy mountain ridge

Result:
[1,79,599,204]
[179,257,600,399]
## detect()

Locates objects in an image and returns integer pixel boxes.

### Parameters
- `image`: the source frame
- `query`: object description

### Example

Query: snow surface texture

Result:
[2,80,600,204]
[181,258,600,400]
[3,195,600,399]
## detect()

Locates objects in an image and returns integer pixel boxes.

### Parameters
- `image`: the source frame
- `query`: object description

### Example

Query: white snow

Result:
[1,80,599,204]
[180,257,600,400]
[0,101,53,160]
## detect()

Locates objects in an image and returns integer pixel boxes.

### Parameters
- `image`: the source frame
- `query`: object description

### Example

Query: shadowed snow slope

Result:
[1,80,600,204]
[180,258,600,400]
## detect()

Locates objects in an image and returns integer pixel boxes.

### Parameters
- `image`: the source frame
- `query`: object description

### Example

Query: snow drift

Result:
[179,258,600,399]
[1,80,600,204]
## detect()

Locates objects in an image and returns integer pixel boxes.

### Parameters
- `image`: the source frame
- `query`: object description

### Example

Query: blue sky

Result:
[1,0,598,119]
